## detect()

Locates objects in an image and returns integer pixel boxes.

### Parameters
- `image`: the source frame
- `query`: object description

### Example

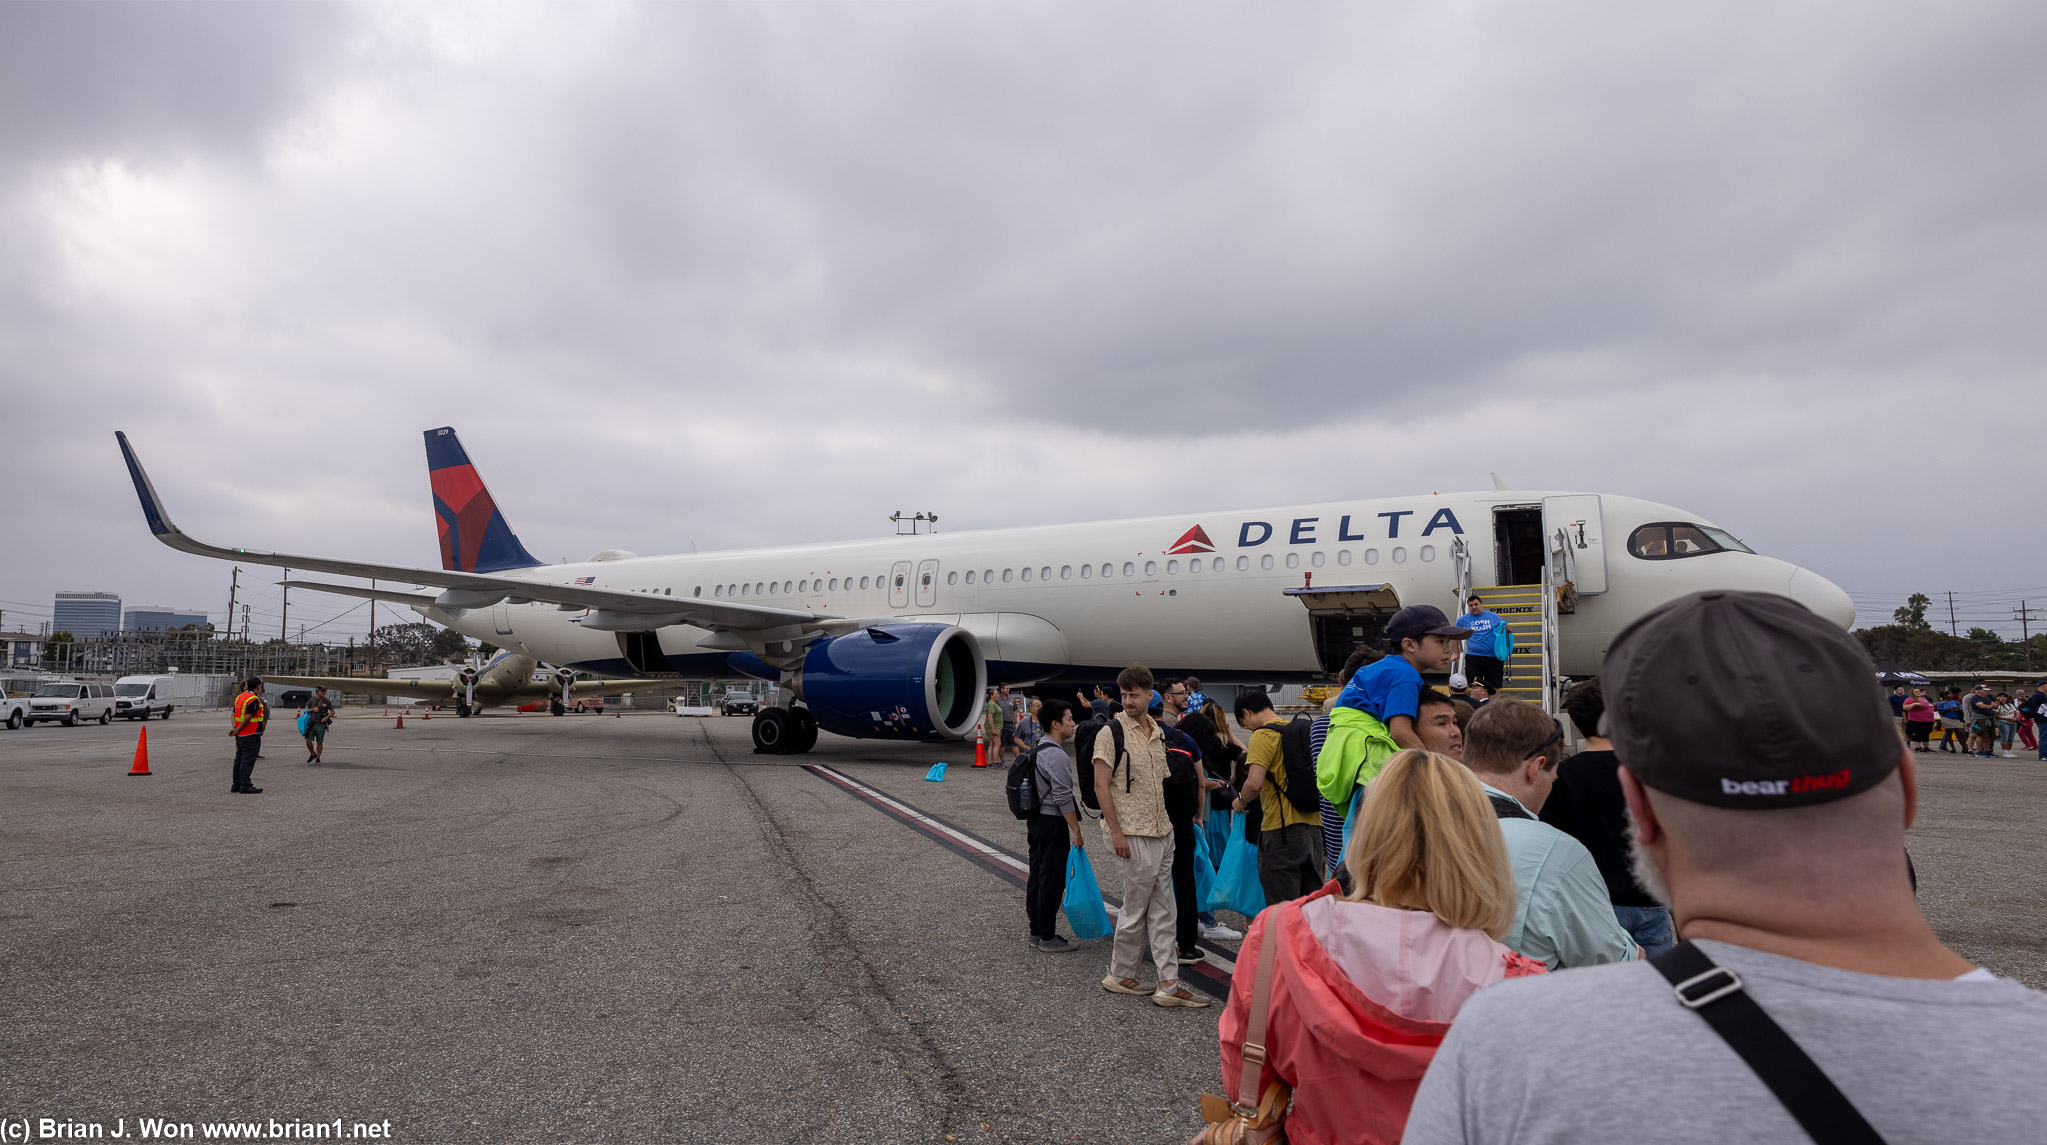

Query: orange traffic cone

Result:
[395,710,405,729]
[423,708,430,720]
[973,723,988,767]
[128,726,151,776]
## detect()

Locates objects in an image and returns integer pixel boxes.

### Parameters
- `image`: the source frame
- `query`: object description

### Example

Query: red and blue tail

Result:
[423,427,542,573]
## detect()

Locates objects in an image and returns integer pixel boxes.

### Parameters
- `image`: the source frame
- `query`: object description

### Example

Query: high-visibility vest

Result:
[233,691,268,736]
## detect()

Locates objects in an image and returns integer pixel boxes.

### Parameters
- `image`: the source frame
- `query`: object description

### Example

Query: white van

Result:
[113,675,204,720]
[26,680,118,726]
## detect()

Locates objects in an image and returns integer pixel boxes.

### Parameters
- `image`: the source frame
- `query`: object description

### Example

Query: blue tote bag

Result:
[1189,829,1216,913]
[1205,812,1266,918]
[1062,848,1115,941]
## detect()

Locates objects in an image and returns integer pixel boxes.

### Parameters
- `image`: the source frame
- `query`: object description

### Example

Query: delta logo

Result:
[1720,769,1852,797]
[1167,525,1215,555]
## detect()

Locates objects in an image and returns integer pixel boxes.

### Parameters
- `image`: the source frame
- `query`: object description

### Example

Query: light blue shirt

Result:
[1459,609,1514,660]
[1483,782,1639,970]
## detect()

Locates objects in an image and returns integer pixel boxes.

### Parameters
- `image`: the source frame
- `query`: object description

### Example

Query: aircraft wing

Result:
[118,431,830,633]
[278,581,443,608]
[264,675,456,702]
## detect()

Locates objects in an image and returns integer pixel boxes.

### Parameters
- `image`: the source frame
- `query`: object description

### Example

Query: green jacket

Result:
[1315,706,1400,810]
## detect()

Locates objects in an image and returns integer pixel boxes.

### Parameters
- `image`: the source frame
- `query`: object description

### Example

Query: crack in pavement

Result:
[690,721,969,1140]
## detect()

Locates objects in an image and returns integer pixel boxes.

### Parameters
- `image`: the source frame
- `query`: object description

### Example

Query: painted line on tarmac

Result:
[804,763,1238,999]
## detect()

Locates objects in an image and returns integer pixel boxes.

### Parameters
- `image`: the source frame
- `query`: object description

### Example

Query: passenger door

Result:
[1541,495,1607,595]
[915,559,939,608]
[888,560,913,609]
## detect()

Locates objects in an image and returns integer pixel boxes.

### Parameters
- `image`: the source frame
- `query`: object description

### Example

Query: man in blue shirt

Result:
[1457,595,1514,694]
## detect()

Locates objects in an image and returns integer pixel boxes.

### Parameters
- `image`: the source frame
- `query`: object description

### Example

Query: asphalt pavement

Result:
[1,712,2040,1144]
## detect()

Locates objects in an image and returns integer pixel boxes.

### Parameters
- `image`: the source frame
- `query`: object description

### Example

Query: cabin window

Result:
[1420,545,1436,562]
[894,575,906,590]
[1041,566,1051,581]
[1122,562,1135,577]
[947,571,958,585]
[859,577,869,589]
[1080,564,1092,579]
[694,586,702,597]
[1187,559,1200,575]
[1214,557,1225,572]
[1021,567,1032,582]
[966,570,976,584]
[985,569,996,583]
[714,585,723,597]
[757,582,765,594]
[1260,554,1274,570]
[1003,568,1014,583]
[1061,565,1072,580]
[1336,550,1351,567]
[1144,561,1157,576]
[1311,551,1325,567]
[1391,548,1407,564]
[1237,556,1250,571]
[1166,560,1179,574]
[1285,553,1300,570]
[1364,549,1379,565]
[1627,522,1751,559]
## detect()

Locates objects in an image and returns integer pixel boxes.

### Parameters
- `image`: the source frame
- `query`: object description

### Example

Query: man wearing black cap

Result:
[1404,591,2047,1145]
[229,676,267,794]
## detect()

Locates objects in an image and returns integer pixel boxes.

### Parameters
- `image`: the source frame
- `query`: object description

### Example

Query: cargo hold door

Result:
[1542,495,1606,595]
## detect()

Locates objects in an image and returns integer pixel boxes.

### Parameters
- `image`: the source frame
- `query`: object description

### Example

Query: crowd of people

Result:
[1007,592,2047,1144]
[1890,682,2044,758]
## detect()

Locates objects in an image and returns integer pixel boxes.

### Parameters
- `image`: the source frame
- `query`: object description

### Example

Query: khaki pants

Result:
[1107,832,1178,986]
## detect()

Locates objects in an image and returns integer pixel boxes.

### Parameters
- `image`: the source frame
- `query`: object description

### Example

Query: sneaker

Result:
[1179,947,1206,964]
[1152,981,1211,1008]
[1199,922,1243,941]
[1035,936,1079,953]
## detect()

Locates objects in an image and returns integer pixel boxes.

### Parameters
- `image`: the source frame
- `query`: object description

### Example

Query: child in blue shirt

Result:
[1331,604,1472,750]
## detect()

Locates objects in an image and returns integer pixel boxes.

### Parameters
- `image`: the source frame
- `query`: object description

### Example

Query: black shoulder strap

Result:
[1650,941,1887,1145]
[1487,791,1535,821]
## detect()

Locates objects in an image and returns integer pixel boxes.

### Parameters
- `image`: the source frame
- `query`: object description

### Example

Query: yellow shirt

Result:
[1094,712,1171,838]
[1252,722,1319,833]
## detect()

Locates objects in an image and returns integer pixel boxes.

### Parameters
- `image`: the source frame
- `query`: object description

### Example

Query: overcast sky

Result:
[2,1,2043,644]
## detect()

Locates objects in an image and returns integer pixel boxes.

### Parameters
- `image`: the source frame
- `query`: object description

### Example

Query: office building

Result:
[53,592,122,639]
[125,607,211,632]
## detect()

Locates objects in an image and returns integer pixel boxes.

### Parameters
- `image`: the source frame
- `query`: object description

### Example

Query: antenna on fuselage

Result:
[1490,472,1508,491]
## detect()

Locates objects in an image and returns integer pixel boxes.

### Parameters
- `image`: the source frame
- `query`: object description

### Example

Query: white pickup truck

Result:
[2,692,28,730]
[25,680,118,726]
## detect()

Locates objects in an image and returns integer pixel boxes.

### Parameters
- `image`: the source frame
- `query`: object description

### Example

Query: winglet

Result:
[116,431,179,538]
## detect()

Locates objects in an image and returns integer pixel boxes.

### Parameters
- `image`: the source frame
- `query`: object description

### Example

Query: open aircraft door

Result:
[1542,495,1607,596]
[1283,582,1402,677]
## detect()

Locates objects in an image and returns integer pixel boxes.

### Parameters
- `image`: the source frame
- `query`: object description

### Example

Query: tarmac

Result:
[1,711,2041,1144]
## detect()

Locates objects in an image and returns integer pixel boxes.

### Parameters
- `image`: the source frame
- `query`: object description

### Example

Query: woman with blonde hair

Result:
[1196,750,1544,1145]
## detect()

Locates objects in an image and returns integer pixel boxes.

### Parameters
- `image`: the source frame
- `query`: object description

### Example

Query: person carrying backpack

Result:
[1018,699,1085,953]
[1230,688,1325,906]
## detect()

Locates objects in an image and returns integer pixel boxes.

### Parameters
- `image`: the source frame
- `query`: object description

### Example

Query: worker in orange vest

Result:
[230,675,268,794]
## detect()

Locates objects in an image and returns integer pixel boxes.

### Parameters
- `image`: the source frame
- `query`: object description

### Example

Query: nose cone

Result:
[1787,567,1856,630]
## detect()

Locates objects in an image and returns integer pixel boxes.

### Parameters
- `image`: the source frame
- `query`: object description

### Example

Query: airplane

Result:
[115,427,1857,755]
[266,649,680,717]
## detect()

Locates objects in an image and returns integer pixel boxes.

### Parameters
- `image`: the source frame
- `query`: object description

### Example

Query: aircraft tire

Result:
[789,708,819,754]
[550,700,566,717]
[752,708,794,755]
[457,703,472,718]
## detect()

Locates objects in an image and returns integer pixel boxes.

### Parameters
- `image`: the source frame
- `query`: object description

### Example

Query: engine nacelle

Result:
[553,667,577,690]
[776,623,985,741]
[457,665,481,688]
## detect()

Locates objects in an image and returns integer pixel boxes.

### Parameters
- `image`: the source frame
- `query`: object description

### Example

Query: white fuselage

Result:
[412,490,1854,688]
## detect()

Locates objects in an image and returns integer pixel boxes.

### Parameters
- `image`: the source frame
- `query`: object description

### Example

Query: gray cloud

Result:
[1,1,2043,642]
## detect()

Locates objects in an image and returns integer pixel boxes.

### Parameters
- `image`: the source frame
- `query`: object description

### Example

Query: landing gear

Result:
[457,702,472,718]
[550,700,566,717]
[752,707,819,755]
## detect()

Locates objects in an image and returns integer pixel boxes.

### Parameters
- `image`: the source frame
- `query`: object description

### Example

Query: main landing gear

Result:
[751,706,819,755]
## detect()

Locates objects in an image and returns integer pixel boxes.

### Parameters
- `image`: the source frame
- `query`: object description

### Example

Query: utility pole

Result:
[225,567,241,645]
[2018,601,2041,672]
[369,578,377,677]
[281,567,289,643]
[1946,590,1958,636]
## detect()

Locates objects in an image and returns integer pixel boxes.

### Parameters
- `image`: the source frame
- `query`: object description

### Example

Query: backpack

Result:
[1072,716,1127,812]
[2021,693,2044,721]
[1254,717,1323,816]
[1162,727,1203,824]
[1005,743,1044,820]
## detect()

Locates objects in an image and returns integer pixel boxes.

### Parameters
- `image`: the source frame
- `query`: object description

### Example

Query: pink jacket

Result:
[1217,882,1546,1145]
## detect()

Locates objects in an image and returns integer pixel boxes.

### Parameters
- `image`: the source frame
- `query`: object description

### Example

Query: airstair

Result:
[1461,533,1568,714]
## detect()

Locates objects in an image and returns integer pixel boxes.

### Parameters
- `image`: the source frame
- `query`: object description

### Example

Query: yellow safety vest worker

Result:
[233,690,268,737]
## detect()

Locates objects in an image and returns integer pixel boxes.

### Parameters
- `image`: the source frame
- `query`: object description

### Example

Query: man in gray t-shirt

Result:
[1402,591,2047,1145]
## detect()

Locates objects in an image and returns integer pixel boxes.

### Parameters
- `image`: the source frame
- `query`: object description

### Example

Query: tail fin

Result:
[423,427,543,573]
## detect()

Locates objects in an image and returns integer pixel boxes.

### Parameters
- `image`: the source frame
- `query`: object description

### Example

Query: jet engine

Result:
[741,623,985,742]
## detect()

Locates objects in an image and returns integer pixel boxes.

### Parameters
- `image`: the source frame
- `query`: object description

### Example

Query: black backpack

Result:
[1072,716,1127,812]
[1005,743,1044,820]
[1162,727,1203,824]
[1258,716,1323,816]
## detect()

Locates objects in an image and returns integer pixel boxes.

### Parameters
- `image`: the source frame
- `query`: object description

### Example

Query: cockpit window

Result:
[1627,522,1754,560]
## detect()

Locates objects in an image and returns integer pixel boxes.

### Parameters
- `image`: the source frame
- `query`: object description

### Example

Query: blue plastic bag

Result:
[1062,847,1115,941]
[924,762,948,782]
[1203,806,1231,868]
[1189,829,1216,913]
[295,710,311,735]
[1206,812,1266,918]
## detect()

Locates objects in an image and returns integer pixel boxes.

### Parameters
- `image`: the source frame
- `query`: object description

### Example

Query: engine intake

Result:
[778,624,985,741]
